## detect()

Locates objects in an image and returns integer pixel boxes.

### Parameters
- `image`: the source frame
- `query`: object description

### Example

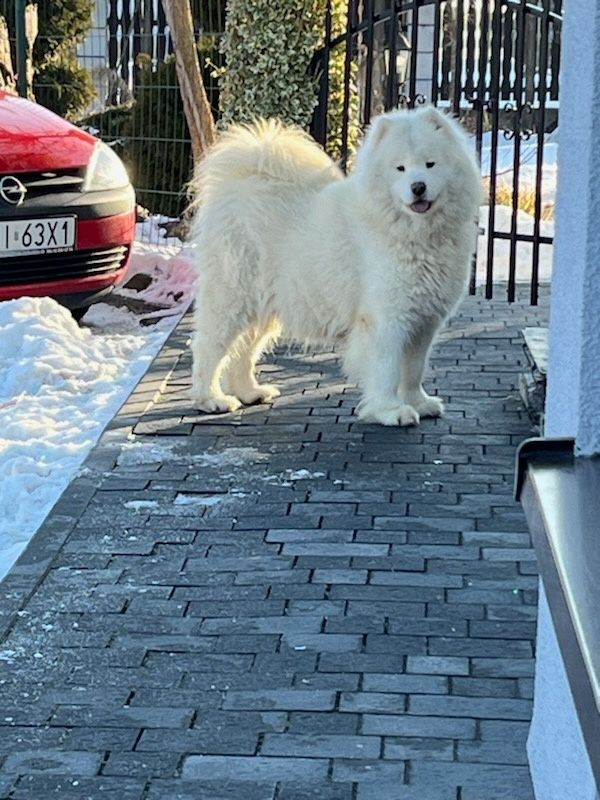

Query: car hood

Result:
[0,91,97,173]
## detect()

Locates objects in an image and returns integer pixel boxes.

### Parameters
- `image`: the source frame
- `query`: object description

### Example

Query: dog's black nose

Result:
[411,181,426,197]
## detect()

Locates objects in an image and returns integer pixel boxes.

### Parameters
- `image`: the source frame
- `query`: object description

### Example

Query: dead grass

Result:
[484,178,555,220]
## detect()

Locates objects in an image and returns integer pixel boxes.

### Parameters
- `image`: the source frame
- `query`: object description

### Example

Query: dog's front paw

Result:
[192,393,242,414]
[414,394,444,419]
[358,400,420,427]
[237,385,281,406]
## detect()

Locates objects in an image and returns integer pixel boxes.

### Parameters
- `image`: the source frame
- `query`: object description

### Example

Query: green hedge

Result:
[34,58,95,120]
[33,0,96,120]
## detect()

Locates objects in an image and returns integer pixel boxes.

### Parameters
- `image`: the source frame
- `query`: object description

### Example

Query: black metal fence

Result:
[311,0,562,304]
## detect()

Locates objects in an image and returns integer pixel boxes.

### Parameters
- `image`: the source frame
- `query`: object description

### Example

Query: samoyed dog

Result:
[189,106,481,426]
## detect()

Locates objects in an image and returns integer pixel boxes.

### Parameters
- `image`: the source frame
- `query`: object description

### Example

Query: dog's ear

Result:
[421,106,452,132]
[369,116,394,146]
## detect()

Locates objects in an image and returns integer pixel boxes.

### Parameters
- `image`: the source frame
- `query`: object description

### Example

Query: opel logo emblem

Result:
[0,176,27,206]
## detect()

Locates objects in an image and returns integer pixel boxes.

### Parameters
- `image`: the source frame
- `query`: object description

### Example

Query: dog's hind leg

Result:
[221,320,282,405]
[190,301,244,414]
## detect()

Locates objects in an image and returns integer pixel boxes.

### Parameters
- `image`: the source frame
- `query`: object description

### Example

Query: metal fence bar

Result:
[385,1,400,110]
[507,0,527,302]
[429,0,442,104]
[362,0,376,125]
[485,0,504,299]
[407,0,419,106]
[312,0,333,145]
[452,0,464,115]
[530,0,551,305]
[339,0,356,170]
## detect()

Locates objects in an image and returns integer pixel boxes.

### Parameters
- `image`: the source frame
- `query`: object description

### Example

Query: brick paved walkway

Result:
[0,287,549,800]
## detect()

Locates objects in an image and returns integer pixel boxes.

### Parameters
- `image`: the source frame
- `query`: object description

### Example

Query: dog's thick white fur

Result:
[189,107,481,426]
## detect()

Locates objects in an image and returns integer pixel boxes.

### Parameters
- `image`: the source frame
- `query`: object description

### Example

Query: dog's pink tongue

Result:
[411,200,431,214]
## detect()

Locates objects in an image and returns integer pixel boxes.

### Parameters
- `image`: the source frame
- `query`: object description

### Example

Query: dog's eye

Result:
[396,165,405,172]
[426,161,435,169]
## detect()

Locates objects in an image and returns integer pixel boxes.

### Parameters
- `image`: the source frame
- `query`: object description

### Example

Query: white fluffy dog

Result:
[189,107,481,426]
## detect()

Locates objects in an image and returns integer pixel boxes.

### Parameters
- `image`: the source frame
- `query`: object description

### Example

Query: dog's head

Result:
[355,107,482,224]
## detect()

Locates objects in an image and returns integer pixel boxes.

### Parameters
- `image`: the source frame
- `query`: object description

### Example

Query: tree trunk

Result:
[0,15,16,92]
[161,0,216,165]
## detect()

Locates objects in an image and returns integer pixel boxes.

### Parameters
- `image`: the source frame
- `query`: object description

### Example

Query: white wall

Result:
[528,587,598,800]
[545,0,600,456]
[533,1,600,798]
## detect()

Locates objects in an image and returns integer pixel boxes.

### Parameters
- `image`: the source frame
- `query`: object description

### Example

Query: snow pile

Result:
[476,204,555,284]
[83,218,196,331]
[136,215,187,254]
[0,296,172,580]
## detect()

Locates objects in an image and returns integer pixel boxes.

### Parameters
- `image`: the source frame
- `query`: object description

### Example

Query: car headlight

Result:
[83,142,130,191]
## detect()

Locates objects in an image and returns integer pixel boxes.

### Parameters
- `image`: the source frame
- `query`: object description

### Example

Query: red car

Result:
[0,91,135,318]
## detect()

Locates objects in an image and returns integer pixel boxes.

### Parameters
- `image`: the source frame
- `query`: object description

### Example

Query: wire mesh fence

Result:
[1,0,224,244]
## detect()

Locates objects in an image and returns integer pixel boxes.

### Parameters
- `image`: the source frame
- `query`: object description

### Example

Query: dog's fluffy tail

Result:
[189,119,342,211]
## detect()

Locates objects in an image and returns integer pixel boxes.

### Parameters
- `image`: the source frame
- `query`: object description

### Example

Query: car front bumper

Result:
[0,185,136,308]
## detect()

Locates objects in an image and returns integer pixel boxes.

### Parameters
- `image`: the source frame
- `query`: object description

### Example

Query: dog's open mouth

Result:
[410,200,433,214]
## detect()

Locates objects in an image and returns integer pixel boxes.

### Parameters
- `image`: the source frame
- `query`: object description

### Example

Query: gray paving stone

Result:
[362,674,448,694]
[278,784,353,800]
[49,704,193,729]
[0,750,102,775]
[356,785,455,800]
[292,673,360,691]
[364,634,427,655]
[325,614,384,633]
[286,712,359,734]
[182,756,329,782]
[200,616,322,635]
[222,690,336,712]
[318,653,404,673]
[282,543,388,557]
[312,569,369,584]
[8,777,146,799]
[451,677,518,698]
[428,636,532,658]
[408,762,534,798]
[186,600,286,618]
[261,733,380,758]
[332,759,406,783]
[383,736,454,761]
[362,714,476,739]
[339,692,407,714]
[370,572,463,587]
[136,728,259,756]
[287,600,346,616]
[145,781,276,800]
[471,658,536,678]
[409,695,532,720]
[102,752,180,777]
[282,633,362,652]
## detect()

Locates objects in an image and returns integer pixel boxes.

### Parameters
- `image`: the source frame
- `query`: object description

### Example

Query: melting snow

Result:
[123,500,160,511]
[0,224,195,581]
[173,494,223,507]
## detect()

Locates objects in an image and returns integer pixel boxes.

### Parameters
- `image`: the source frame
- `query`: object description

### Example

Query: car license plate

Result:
[0,216,76,258]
